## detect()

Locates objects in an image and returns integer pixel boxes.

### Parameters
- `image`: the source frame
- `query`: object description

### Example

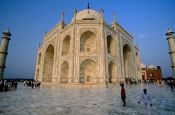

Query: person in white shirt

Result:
[138,89,152,107]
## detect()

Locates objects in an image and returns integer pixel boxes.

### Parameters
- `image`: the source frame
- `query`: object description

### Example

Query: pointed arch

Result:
[107,35,115,55]
[123,44,131,79]
[80,31,96,53]
[42,44,54,82]
[108,61,117,83]
[62,35,70,56]
[60,61,69,83]
[80,59,96,83]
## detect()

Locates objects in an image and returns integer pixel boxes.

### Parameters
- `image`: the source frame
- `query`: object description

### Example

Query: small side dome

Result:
[141,63,146,68]
[165,28,174,36]
[167,28,173,33]
[148,64,156,69]
[71,9,102,22]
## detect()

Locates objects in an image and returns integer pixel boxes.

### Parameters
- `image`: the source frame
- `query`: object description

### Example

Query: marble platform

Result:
[0,83,175,115]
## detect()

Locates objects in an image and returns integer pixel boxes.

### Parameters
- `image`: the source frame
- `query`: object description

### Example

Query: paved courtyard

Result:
[0,83,175,115]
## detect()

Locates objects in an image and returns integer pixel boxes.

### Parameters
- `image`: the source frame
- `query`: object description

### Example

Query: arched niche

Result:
[80,31,96,53]
[79,59,96,83]
[60,61,69,83]
[42,44,54,82]
[38,53,41,64]
[107,35,115,55]
[123,44,131,79]
[108,61,117,83]
[62,35,70,56]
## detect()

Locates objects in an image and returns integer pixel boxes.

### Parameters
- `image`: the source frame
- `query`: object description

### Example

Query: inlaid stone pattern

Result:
[34,8,141,84]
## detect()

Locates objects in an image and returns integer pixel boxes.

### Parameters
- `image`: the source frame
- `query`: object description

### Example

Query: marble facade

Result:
[34,8,141,84]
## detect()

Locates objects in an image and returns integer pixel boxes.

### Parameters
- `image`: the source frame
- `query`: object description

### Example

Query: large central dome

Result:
[72,9,102,22]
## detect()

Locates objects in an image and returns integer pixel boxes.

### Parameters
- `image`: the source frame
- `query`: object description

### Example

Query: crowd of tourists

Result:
[148,79,175,89]
[0,80,41,91]
[24,80,41,88]
[0,80,18,91]
[123,79,167,85]
[123,78,175,88]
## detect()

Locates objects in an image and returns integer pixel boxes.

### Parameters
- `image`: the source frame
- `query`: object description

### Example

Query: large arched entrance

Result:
[80,31,96,53]
[79,59,96,83]
[123,44,131,79]
[42,44,54,82]
[62,35,70,56]
[108,61,117,83]
[60,61,69,83]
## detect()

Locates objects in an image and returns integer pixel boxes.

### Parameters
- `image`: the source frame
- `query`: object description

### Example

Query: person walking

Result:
[105,80,108,88]
[138,89,152,107]
[120,83,126,106]
[138,89,152,115]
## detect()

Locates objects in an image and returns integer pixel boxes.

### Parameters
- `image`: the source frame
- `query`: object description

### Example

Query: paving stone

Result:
[0,83,175,115]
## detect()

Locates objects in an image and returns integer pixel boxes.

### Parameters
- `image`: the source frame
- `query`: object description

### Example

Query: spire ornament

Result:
[100,9,104,23]
[44,31,47,37]
[87,2,90,14]
[61,11,64,22]
[38,43,41,48]
[74,8,77,23]
[113,11,117,23]
[74,8,77,15]
[87,2,90,9]
[100,8,104,16]
[112,11,117,30]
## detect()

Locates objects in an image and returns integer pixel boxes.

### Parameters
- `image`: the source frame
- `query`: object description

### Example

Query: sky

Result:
[0,0,175,79]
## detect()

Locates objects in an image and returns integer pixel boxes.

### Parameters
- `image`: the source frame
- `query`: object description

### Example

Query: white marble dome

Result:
[140,63,146,68]
[148,64,156,69]
[72,9,102,22]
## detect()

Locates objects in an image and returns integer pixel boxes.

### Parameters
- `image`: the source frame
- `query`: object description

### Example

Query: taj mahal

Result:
[34,7,141,84]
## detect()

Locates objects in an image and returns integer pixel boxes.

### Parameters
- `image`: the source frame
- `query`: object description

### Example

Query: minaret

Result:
[165,28,175,78]
[0,30,11,80]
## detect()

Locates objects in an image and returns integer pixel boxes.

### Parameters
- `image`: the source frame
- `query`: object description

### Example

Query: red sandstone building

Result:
[141,63,163,81]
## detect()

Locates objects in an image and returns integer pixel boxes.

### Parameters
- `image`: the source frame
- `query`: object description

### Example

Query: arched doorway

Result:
[62,35,70,56]
[60,61,69,83]
[80,59,96,83]
[107,35,115,55]
[42,44,54,82]
[80,31,96,53]
[108,61,117,83]
[123,44,131,79]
